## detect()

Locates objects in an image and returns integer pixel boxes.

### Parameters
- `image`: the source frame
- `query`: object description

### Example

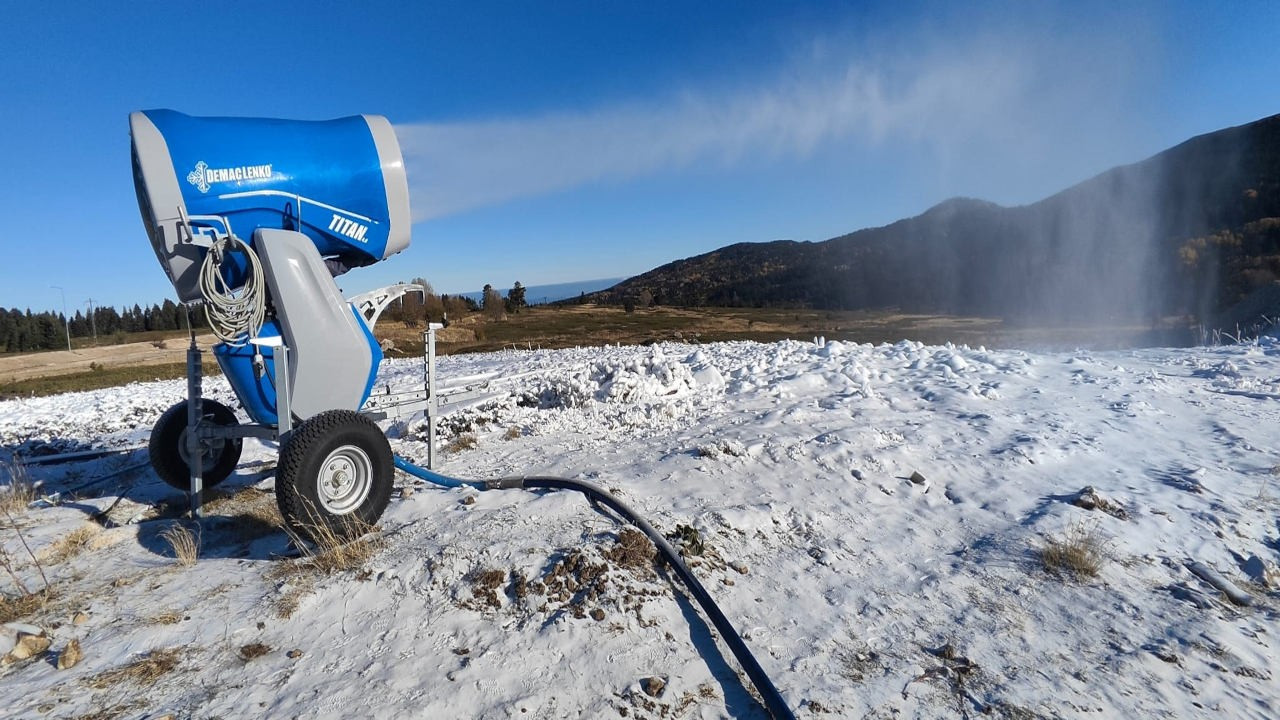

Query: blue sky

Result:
[1,0,1277,314]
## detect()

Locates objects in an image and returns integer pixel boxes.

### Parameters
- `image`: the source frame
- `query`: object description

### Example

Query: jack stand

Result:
[425,323,442,469]
[185,336,204,519]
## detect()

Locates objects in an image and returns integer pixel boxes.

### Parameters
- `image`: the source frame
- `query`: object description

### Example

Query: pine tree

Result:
[507,281,527,313]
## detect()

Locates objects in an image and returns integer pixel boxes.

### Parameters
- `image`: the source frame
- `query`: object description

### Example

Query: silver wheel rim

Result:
[317,445,373,515]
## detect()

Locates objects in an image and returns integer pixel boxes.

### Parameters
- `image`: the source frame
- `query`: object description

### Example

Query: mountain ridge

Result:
[591,113,1280,324]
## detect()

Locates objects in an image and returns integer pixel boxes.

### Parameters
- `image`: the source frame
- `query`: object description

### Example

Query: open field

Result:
[0,335,221,399]
[2,305,1195,397]
[380,304,1196,355]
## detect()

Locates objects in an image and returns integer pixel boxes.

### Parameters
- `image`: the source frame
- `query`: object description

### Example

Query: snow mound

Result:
[527,348,700,408]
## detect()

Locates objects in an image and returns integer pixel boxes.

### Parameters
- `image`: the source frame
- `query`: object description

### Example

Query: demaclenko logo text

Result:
[186,160,273,193]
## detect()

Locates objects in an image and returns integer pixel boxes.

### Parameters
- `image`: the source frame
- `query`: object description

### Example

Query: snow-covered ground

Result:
[2,337,1279,719]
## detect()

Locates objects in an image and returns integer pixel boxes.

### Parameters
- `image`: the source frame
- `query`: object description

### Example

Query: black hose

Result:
[519,476,796,720]
[393,458,795,719]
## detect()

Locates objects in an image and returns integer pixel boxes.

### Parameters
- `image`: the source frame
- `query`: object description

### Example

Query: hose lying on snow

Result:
[392,456,795,720]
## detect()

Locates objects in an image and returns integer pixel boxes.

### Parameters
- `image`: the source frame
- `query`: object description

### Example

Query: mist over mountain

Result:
[593,113,1280,327]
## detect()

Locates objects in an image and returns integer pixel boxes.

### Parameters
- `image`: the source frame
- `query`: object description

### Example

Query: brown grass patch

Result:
[203,486,278,520]
[2,469,50,598]
[605,528,657,569]
[45,524,99,564]
[238,642,272,661]
[202,486,282,543]
[446,434,478,453]
[85,647,182,688]
[1040,522,1109,579]
[465,568,508,609]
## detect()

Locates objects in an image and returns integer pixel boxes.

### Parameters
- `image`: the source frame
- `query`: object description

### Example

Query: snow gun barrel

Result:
[129,109,411,303]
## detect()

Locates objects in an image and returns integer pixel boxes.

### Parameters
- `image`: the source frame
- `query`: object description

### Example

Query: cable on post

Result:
[199,233,266,346]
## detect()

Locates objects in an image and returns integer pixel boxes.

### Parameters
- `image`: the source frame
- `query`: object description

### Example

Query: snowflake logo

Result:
[187,161,210,193]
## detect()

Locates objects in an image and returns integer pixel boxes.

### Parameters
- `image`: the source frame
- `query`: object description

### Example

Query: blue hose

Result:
[392,456,477,489]
[392,454,796,720]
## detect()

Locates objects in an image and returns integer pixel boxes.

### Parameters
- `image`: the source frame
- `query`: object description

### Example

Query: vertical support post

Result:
[276,343,292,437]
[426,325,438,469]
[185,337,204,519]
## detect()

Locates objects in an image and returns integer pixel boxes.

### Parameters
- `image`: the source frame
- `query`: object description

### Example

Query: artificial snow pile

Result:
[2,336,1279,718]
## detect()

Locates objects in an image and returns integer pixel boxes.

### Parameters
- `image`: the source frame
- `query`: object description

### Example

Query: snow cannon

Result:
[131,109,410,303]
[131,109,426,540]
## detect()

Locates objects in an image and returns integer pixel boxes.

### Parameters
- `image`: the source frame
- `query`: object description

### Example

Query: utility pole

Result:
[51,285,71,351]
[85,298,97,342]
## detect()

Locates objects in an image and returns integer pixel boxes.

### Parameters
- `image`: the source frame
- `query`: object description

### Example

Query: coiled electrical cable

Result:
[392,457,796,720]
[199,234,266,346]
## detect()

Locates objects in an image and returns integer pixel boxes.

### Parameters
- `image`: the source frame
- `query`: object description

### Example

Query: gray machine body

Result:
[255,228,377,420]
[130,113,203,302]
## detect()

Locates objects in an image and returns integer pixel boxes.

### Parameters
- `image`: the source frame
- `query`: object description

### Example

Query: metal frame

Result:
[184,334,288,518]
[182,322,433,516]
[181,320,543,517]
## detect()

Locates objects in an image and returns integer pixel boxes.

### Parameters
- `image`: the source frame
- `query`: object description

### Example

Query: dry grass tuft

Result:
[1040,522,1109,579]
[71,701,143,720]
[286,516,383,575]
[160,522,200,567]
[271,514,382,617]
[0,589,51,624]
[0,458,38,516]
[46,524,99,564]
[504,425,522,440]
[1,464,50,599]
[446,434,478,453]
[85,647,182,688]
[272,578,313,620]
[148,610,183,625]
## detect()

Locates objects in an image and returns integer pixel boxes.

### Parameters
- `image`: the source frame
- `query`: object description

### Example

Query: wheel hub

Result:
[317,445,373,515]
[177,428,225,471]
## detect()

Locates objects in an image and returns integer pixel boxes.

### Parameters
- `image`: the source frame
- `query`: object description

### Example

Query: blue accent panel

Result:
[351,304,383,408]
[140,109,391,264]
[213,320,282,426]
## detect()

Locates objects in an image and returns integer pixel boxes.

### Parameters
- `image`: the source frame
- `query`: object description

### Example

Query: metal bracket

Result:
[347,283,427,330]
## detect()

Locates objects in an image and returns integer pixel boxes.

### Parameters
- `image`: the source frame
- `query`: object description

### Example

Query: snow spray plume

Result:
[394,13,1214,343]
[392,11,1152,225]
[394,48,1032,221]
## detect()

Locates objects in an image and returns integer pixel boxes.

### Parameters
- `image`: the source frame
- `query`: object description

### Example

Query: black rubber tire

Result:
[149,399,243,490]
[275,410,393,542]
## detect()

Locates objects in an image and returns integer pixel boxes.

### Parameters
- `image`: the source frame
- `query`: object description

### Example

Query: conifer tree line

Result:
[2,278,532,353]
[0,299,206,353]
